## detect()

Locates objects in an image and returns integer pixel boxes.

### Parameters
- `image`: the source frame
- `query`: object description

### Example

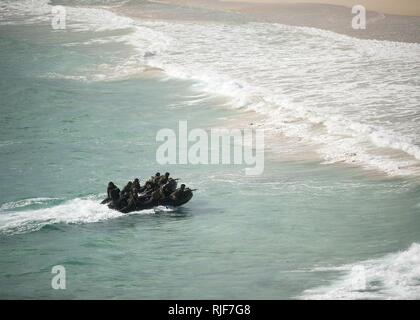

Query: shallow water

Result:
[0,0,420,299]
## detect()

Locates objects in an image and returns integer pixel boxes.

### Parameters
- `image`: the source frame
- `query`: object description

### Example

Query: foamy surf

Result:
[0,197,60,210]
[3,0,420,177]
[301,243,420,300]
[0,197,171,235]
[133,20,420,177]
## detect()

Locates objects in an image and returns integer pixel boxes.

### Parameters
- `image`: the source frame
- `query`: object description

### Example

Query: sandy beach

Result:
[140,0,420,43]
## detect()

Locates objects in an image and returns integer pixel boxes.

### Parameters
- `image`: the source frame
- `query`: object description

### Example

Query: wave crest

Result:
[302,243,420,300]
[0,197,169,235]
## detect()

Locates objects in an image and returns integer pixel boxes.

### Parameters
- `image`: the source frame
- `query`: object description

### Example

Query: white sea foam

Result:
[0,197,60,210]
[301,243,420,300]
[0,197,168,235]
[0,0,133,31]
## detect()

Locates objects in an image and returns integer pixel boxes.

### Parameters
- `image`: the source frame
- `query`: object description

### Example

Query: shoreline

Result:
[143,0,420,43]
[108,1,420,180]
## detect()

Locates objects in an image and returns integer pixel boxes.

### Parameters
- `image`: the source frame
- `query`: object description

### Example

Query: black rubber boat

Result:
[104,189,194,213]
[159,189,193,207]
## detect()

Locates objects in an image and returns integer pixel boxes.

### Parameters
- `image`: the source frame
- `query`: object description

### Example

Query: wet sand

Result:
[143,0,420,43]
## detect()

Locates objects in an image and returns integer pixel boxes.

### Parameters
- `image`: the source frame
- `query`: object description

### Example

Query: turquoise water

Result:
[1,0,420,299]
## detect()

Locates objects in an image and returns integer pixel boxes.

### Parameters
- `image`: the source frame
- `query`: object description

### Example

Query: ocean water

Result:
[0,0,420,299]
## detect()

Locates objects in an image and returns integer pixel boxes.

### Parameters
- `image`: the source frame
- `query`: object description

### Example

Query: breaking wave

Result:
[301,243,420,300]
[0,196,171,235]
